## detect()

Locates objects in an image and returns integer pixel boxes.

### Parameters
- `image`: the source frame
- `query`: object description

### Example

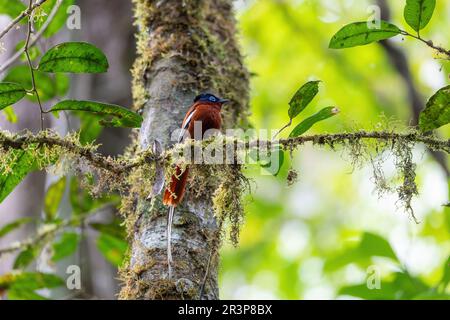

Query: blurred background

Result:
[1,0,449,299]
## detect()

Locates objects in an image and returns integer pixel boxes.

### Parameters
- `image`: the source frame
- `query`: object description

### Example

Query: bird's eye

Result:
[209,96,216,102]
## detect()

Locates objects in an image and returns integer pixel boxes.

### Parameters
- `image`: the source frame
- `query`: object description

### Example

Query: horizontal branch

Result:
[277,131,450,153]
[0,130,448,175]
[0,204,110,258]
[0,131,126,174]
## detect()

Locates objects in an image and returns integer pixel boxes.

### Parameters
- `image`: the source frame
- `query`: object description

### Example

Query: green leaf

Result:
[38,42,109,73]
[76,112,103,144]
[44,177,66,221]
[51,232,80,262]
[55,73,70,96]
[69,177,94,215]
[358,232,398,261]
[0,272,63,291]
[69,177,117,215]
[289,106,339,137]
[0,0,26,19]
[0,218,33,238]
[288,81,320,120]
[325,232,398,271]
[404,0,436,32]
[439,256,450,288]
[0,82,26,110]
[90,219,126,239]
[4,65,57,102]
[0,150,38,204]
[0,146,58,205]
[329,21,401,49]
[260,146,285,176]
[419,85,450,132]
[14,246,38,269]
[2,106,18,123]
[96,233,128,267]
[35,0,75,38]
[7,289,47,300]
[339,283,398,300]
[50,100,143,128]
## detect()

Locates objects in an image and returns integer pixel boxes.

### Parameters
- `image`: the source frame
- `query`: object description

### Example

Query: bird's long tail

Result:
[167,205,175,278]
[163,166,189,278]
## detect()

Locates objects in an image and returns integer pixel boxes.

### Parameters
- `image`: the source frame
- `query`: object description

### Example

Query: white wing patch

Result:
[178,109,196,143]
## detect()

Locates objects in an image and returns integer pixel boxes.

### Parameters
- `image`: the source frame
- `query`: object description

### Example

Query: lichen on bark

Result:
[119,0,250,300]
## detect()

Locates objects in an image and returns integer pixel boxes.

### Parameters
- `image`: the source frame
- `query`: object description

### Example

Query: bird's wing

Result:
[178,108,196,143]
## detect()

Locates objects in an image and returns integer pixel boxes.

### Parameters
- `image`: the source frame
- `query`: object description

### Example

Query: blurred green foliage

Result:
[219,0,450,299]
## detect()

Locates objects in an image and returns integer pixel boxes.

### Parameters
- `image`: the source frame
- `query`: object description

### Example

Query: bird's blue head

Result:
[194,93,230,104]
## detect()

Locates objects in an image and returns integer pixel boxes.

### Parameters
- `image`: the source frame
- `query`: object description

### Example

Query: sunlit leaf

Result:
[96,233,128,267]
[44,177,66,222]
[358,232,398,261]
[288,81,320,120]
[0,272,63,290]
[75,112,103,144]
[325,232,399,271]
[35,0,75,38]
[0,0,26,19]
[0,218,33,238]
[38,42,109,73]
[55,73,70,96]
[404,0,436,32]
[50,100,143,128]
[419,85,450,132]
[329,21,401,49]
[289,107,339,137]
[7,289,47,300]
[0,146,58,205]
[14,246,38,269]
[339,283,397,300]
[0,150,37,204]
[439,256,450,288]
[0,82,26,110]
[2,106,18,123]
[51,232,80,262]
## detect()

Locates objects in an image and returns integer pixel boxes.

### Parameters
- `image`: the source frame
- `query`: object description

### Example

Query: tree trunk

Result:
[119,0,249,300]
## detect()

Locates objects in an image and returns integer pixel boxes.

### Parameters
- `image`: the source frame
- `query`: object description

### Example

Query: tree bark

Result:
[119,0,249,300]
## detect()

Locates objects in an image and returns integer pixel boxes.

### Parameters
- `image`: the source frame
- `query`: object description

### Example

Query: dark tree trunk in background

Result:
[70,0,135,299]
[119,0,249,300]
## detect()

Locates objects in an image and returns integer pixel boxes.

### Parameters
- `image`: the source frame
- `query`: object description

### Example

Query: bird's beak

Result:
[219,98,230,104]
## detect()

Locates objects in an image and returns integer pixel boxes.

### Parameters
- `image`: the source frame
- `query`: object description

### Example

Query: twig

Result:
[0,0,49,40]
[0,0,63,74]
[401,30,450,59]
[0,204,112,258]
[24,0,45,130]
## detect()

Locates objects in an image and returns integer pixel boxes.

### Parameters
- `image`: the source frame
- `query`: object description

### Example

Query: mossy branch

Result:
[1,130,449,176]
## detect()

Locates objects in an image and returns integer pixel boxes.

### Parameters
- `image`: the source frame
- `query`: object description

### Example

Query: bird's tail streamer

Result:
[167,205,175,278]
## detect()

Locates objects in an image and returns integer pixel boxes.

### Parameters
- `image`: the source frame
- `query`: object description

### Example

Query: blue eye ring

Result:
[208,96,216,102]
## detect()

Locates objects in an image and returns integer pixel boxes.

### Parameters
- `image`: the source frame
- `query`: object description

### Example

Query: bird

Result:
[163,93,229,278]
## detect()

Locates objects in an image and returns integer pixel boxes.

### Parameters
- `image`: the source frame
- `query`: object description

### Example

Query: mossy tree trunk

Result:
[119,0,249,300]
